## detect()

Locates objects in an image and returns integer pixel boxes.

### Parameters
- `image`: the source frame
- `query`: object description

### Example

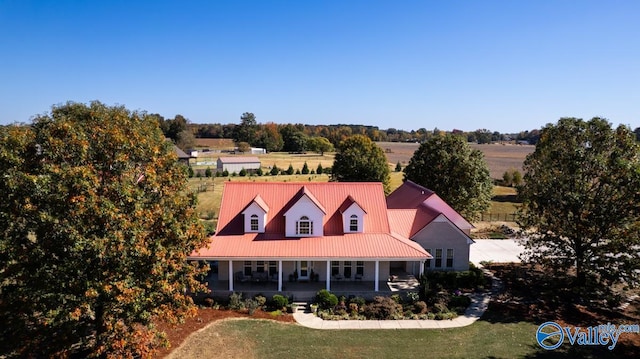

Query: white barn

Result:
[217,156,261,173]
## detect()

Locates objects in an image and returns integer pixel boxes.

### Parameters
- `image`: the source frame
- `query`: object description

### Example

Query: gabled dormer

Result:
[242,195,269,233]
[339,196,366,233]
[283,186,326,237]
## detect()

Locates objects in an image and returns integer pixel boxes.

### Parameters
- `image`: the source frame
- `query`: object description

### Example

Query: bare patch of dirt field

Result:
[378,141,534,180]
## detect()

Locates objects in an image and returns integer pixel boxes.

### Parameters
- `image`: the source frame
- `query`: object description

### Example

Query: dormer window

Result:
[296,216,313,235]
[250,214,259,231]
[349,215,358,232]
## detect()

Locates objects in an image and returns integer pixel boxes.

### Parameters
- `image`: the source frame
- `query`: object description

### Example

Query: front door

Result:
[298,261,309,281]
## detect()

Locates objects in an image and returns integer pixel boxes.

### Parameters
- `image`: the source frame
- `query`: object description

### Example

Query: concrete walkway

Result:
[292,272,496,329]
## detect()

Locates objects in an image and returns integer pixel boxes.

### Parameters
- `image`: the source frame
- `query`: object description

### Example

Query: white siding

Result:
[283,195,324,237]
[412,215,472,271]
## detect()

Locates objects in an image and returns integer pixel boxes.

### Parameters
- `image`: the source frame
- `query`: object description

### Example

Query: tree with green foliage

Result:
[502,170,513,186]
[222,169,229,177]
[237,141,251,153]
[306,136,334,155]
[187,166,194,178]
[0,101,209,358]
[301,162,310,174]
[332,135,391,193]
[256,167,263,176]
[270,164,279,176]
[205,166,212,177]
[176,129,196,151]
[395,161,402,172]
[403,134,492,220]
[239,168,247,176]
[286,163,294,175]
[316,163,323,175]
[511,169,522,186]
[233,112,258,145]
[518,117,640,290]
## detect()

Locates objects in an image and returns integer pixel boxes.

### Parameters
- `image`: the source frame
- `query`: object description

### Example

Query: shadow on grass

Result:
[492,194,519,203]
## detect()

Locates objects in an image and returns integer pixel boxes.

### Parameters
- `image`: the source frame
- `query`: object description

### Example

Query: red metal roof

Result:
[387,180,473,238]
[191,182,430,260]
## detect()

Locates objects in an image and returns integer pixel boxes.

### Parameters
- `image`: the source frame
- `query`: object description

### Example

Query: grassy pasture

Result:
[377,141,534,180]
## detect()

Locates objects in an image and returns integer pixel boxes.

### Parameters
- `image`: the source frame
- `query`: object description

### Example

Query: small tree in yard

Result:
[0,101,209,358]
[511,170,522,186]
[302,161,310,174]
[518,117,640,293]
[270,164,279,176]
[239,167,247,176]
[316,163,323,175]
[286,163,294,175]
[395,161,402,172]
[205,166,212,177]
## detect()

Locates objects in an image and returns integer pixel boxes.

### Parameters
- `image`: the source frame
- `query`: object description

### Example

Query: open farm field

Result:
[194,138,235,149]
[377,141,534,180]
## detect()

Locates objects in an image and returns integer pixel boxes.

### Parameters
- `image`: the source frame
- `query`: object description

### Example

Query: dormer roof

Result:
[242,194,269,214]
[338,195,367,214]
[283,186,327,216]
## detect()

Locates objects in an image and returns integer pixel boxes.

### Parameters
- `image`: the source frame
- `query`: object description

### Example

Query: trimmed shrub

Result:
[316,163,323,174]
[302,162,310,174]
[272,294,289,309]
[203,297,215,307]
[348,296,366,308]
[245,298,259,315]
[449,295,471,309]
[222,169,229,177]
[255,295,267,307]
[270,164,279,175]
[256,167,263,176]
[205,167,212,177]
[239,168,247,176]
[315,289,338,310]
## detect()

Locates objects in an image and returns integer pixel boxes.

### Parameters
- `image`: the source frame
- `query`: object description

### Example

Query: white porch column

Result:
[374,260,379,292]
[228,260,234,292]
[419,260,425,278]
[326,260,331,291]
[278,260,283,292]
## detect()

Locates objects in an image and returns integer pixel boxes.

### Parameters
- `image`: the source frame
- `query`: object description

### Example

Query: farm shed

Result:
[217,156,261,173]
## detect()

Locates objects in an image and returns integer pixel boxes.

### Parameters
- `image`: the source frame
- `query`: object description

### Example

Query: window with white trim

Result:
[349,214,358,232]
[435,249,443,268]
[250,214,259,231]
[256,260,265,273]
[296,216,313,235]
[446,249,454,268]
[356,261,364,276]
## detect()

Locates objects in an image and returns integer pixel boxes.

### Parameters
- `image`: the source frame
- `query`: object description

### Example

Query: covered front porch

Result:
[200,259,423,301]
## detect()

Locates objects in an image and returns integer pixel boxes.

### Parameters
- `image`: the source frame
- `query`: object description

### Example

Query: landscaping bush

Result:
[348,296,366,308]
[315,289,338,310]
[272,294,289,309]
[362,296,403,320]
[222,169,229,177]
[414,301,428,314]
[239,168,247,176]
[203,297,215,307]
[255,295,267,308]
[245,298,259,315]
[229,292,244,310]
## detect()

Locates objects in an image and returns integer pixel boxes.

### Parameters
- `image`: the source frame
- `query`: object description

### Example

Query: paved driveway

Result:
[469,239,525,265]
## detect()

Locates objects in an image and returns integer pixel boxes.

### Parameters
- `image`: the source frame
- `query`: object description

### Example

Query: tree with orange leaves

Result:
[0,101,209,358]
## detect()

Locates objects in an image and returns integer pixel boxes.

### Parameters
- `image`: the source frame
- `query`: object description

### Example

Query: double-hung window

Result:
[446,249,454,268]
[435,249,443,268]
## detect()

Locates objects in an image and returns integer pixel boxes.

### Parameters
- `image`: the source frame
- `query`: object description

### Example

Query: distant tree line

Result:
[149,111,638,151]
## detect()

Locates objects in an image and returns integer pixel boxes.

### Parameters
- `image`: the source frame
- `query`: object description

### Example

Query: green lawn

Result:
[170,317,544,358]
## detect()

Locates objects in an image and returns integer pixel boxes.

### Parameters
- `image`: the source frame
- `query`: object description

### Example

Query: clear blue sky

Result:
[1,0,638,133]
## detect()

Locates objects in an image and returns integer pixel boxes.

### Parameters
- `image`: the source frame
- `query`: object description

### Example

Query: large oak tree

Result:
[403,134,493,220]
[0,102,209,358]
[518,117,640,290]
